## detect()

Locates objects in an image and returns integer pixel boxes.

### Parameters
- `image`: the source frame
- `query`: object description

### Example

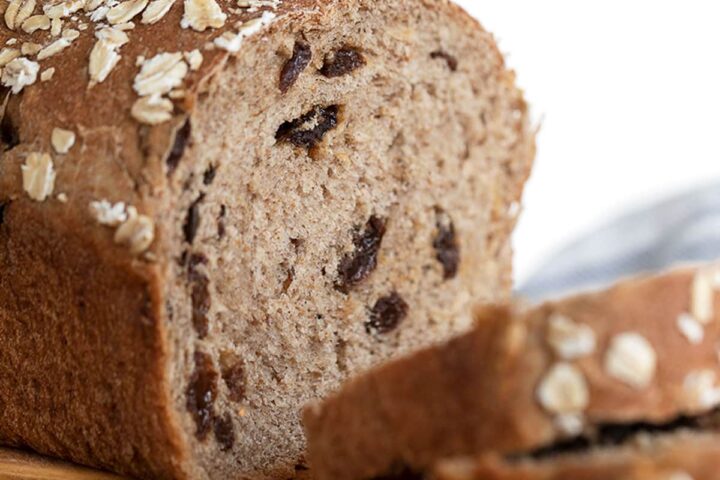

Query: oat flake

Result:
[22,153,56,202]
[181,0,226,32]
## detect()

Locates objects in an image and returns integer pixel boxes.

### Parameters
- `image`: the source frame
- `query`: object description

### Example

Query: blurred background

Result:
[455,1,720,289]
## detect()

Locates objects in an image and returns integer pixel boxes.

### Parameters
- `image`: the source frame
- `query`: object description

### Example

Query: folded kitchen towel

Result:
[521,183,720,300]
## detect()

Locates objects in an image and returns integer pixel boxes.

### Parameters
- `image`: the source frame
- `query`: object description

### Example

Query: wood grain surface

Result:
[0,448,126,480]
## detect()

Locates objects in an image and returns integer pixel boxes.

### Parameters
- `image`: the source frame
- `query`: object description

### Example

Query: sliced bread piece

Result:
[0,0,533,479]
[436,430,720,480]
[304,265,720,480]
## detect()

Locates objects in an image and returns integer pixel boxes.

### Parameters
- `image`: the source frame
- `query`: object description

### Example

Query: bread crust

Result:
[304,266,720,480]
[434,433,720,480]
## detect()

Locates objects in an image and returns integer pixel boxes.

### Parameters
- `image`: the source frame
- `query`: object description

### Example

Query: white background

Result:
[454,1,720,284]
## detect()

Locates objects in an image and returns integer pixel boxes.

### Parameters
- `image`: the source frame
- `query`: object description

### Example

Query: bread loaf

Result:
[304,266,720,480]
[0,0,533,478]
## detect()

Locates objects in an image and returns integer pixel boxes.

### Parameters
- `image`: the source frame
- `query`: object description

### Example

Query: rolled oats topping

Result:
[90,200,128,226]
[21,14,51,33]
[131,94,173,124]
[114,206,155,254]
[40,67,55,81]
[20,42,42,56]
[134,52,188,96]
[37,36,74,60]
[213,11,275,52]
[554,413,584,437]
[547,313,596,360]
[106,0,149,25]
[51,128,76,154]
[142,0,175,24]
[5,0,36,30]
[43,0,84,19]
[668,473,694,480]
[184,49,202,70]
[692,268,717,324]
[1,57,39,93]
[21,152,56,202]
[677,312,704,345]
[683,369,720,410]
[50,17,61,36]
[605,332,657,389]
[181,0,226,32]
[89,28,130,86]
[0,48,20,67]
[537,362,589,415]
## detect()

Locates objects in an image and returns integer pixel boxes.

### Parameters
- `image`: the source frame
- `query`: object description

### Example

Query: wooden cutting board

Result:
[0,448,126,480]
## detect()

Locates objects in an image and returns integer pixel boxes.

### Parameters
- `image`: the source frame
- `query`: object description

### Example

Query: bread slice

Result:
[0,0,533,479]
[435,431,720,480]
[304,265,720,480]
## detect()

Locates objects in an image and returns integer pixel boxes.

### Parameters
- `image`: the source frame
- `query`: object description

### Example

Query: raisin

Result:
[335,216,387,293]
[1,114,19,151]
[365,292,408,334]
[433,210,460,279]
[320,47,366,78]
[167,119,191,175]
[213,414,236,451]
[282,266,295,293]
[186,352,218,440]
[279,41,312,93]
[217,205,227,239]
[276,105,339,149]
[184,194,205,244]
[188,254,211,338]
[203,165,217,185]
[430,51,458,72]
[220,358,246,403]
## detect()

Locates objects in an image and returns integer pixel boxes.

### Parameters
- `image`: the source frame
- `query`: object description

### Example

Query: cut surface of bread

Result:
[0,0,533,479]
[304,265,720,480]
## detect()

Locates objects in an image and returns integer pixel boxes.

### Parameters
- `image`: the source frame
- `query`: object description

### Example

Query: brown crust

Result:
[304,267,720,480]
[434,433,720,480]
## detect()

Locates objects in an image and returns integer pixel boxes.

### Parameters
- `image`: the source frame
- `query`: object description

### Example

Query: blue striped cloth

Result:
[520,183,720,301]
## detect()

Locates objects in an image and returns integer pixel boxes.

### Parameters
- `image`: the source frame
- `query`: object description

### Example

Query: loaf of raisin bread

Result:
[435,431,720,480]
[0,0,533,479]
[304,265,720,480]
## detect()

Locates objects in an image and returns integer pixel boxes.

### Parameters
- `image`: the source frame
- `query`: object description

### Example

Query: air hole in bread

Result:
[433,209,460,280]
[166,119,191,175]
[213,413,236,452]
[217,205,227,239]
[335,215,387,293]
[430,50,458,72]
[0,202,7,226]
[279,40,312,93]
[184,194,205,244]
[275,105,340,149]
[186,351,219,440]
[203,164,217,185]
[220,351,246,403]
[367,464,424,480]
[188,253,211,338]
[0,113,19,151]
[320,46,366,78]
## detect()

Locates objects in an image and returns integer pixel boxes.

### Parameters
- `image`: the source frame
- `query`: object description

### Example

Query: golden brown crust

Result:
[0,201,184,479]
[435,434,720,480]
[304,266,720,480]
